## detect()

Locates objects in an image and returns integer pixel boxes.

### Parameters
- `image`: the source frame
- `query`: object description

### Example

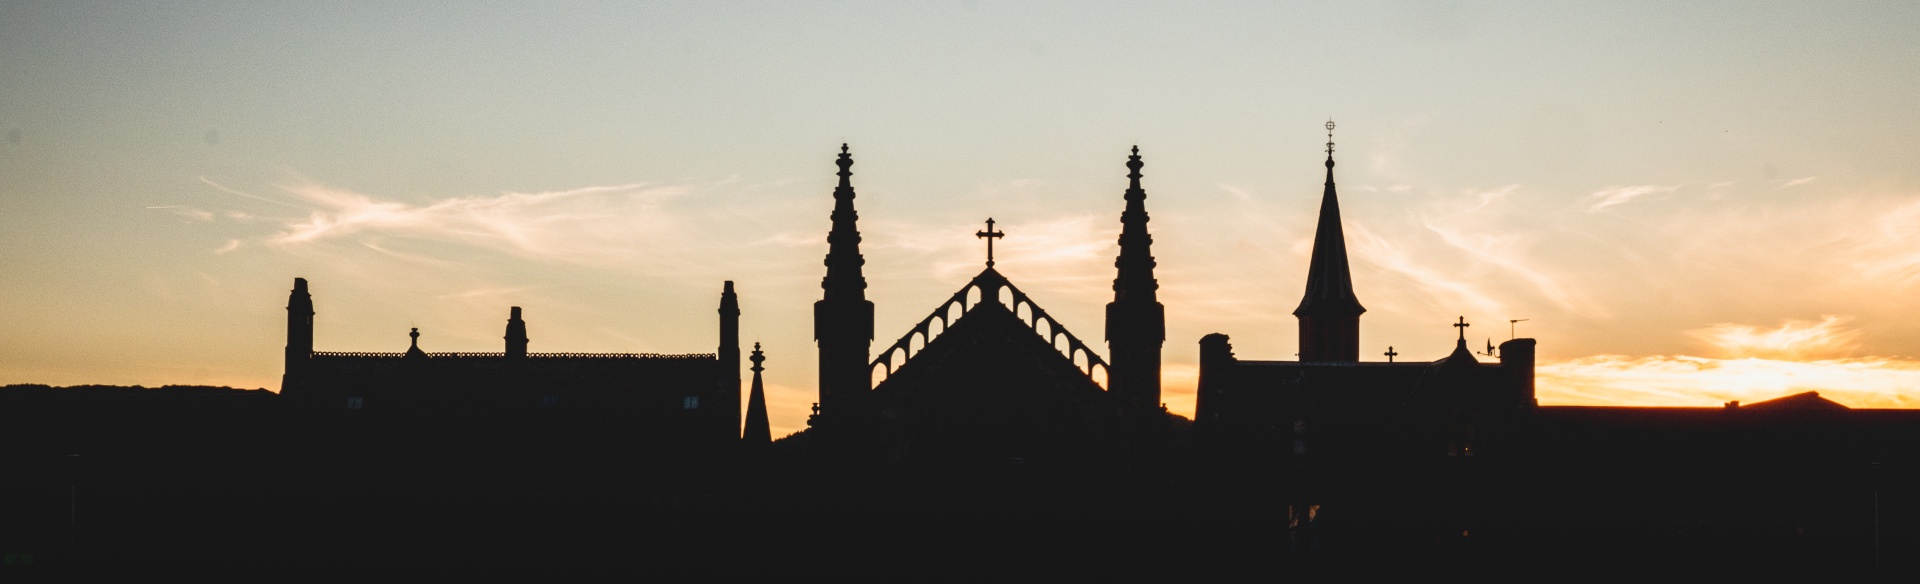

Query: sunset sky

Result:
[5,2,1920,436]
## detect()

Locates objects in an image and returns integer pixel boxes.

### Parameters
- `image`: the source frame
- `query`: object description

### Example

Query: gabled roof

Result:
[863,268,1121,464]
[1741,391,1850,412]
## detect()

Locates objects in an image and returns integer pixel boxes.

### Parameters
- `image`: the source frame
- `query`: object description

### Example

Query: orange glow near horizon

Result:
[1539,355,1920,409]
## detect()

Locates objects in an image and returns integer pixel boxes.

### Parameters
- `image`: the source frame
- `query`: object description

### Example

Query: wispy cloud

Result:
[148,205,215,222]
[1688,315,1861,360]
[1584,184,1676,212]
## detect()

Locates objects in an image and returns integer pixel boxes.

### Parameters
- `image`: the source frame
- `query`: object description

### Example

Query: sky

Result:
[5,1,1920,437]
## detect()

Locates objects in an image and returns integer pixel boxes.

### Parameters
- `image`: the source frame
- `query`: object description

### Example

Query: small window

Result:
[541,394,559,409]
[682,396,699,410]
[346,396,363,410]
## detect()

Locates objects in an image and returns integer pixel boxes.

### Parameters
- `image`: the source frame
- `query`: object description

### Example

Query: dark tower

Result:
[1105,146,1166,418]
[813,144,875,429]
[281,278,314,396]
[719,281,742,439]
[504,306,529,358]
[743,342,772,445]
[1294,121,1366,362]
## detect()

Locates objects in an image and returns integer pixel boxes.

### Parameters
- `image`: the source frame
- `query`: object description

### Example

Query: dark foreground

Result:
[3,385,1914,581]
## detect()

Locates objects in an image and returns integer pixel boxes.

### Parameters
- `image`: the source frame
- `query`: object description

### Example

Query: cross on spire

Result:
[1453,317,1470,340]
[1325,119,1336,159]
[1384,346,1398,363]
[976,217,1005,267]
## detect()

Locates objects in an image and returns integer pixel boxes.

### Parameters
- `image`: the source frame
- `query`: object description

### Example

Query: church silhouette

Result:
[7,130,1920,578]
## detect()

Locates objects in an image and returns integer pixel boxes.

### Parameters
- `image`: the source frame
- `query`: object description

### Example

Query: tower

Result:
[1294,122,1366,362]
[719,281,742,439]
[813,144,875,429]
[743,342,772,445]
[1105,146,1166,418]
[504,306,529,358]
[281,278,314,396]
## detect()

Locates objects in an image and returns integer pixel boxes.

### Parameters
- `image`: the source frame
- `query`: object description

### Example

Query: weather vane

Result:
[976,218,1005,268]
[1325,119,1336,157]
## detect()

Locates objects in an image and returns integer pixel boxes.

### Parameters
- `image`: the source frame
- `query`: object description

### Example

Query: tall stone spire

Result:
[743,342,772,445]
[1294,121,1366,362]
[813,144,875,428]
[1106,146,1166,418]
[281,278,314,396]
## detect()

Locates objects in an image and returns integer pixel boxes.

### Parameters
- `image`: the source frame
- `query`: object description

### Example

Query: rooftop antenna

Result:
[1510,319,1529,340]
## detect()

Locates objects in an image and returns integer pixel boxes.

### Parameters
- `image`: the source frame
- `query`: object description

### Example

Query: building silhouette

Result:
[10,134,1920,577]
[277,279,761,448]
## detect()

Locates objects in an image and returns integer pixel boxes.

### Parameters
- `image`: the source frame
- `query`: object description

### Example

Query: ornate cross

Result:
[1453,317,1470,340]
[1384,346,1398,363]
[976,218,1005,267]
[1325,119,1336,157]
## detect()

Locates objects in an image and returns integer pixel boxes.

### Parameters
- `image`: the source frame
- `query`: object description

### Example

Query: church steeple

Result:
[743,342,772,445]
[1106,146,1166,418]
[1294,121,1366,362]
[813,144,875,429]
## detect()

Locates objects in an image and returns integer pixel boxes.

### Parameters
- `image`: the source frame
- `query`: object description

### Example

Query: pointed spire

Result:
[814,144,876,429]
[1108,145,1166,421]
[1112,145,1159,305]
[1294,121,1366,318]
[821,143,868,302]
[743,342,772,445]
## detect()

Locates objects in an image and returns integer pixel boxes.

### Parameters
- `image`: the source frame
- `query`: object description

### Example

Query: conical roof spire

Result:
[822,143,867,302]
[742,342,772,445]
[1294,121,1366,317]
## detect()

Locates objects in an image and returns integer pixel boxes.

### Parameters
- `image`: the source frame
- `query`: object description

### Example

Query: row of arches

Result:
[868,278,1111,389]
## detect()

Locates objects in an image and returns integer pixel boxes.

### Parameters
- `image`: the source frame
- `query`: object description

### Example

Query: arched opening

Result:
[965,286,982,311]
[948,300,966,324]
[871,363,889,387]
[1090,363,1109,389]
[998,286,1014,307]
[1072,347,1088,371]
[1034,317,1051,340]
[891,347,908,371]
[910,330,926,357]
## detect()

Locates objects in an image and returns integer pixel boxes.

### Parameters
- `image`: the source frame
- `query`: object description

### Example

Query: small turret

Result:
[504,306,528,358]
[281,278,314,396]
[720,281,742,440]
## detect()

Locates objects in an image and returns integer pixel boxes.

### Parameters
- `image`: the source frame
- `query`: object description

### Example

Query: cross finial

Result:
[1453,316,1470,340]
[1325,119,1336,164]
[976,217,1005,267]
[1385,346,1399,363]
